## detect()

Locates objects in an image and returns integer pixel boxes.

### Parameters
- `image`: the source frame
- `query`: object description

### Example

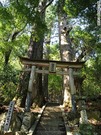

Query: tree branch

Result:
[41,0,54,13]
[76,49,87,62]
[11,22,27,41]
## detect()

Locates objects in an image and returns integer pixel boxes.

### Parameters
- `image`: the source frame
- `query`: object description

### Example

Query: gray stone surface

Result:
[21,112,34,132]
[34,103,66,135]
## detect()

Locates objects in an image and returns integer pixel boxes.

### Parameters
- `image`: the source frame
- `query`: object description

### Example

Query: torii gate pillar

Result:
[25,66,36,112]
[69,68,76,112]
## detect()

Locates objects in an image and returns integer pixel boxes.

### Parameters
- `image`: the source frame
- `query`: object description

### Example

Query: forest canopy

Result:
[0,0,101,105]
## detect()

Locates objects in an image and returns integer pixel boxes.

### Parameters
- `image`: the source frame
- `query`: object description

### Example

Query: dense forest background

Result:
[0,0,101,106]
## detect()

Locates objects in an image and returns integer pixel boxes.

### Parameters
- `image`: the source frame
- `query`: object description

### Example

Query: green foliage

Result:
[70,26,97,59]
[48,75,62,91]
[45,4,57,28]
[48,74,62,100]
[82,57,101,96]
[0,0,50,105]
[0,0,29,60]
[10,0,47,38]
[79,123,95,135]
[65,0,97,26]
[49,44,60,60]
[0,0,100,106]
[11,34,30,57]
[0,65,20,104]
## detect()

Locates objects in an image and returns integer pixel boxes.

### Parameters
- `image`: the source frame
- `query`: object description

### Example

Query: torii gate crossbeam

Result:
[20,57,85,68]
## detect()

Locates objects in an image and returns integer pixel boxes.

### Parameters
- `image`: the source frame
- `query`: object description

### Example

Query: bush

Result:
[0,65,20,104]
[79,123,95,135]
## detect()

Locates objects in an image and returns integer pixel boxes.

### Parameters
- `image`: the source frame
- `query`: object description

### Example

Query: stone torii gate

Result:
[20,57,85,112]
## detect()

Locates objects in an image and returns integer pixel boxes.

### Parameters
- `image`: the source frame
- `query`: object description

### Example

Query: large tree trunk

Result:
[19,36,44,108]
[58,14,75,108]
[18,0,52,107]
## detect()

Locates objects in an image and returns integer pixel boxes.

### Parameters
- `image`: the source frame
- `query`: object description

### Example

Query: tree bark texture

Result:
[19,36,44,107]
[58,14,75,107]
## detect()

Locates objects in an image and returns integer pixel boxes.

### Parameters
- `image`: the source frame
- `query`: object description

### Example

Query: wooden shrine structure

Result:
[20,57,85,112]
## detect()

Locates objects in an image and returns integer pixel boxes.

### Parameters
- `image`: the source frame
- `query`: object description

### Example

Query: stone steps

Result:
[35,131,66,135]
[34,103,66,135]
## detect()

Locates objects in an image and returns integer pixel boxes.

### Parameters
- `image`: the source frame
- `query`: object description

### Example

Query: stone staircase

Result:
[34,103,66,135]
